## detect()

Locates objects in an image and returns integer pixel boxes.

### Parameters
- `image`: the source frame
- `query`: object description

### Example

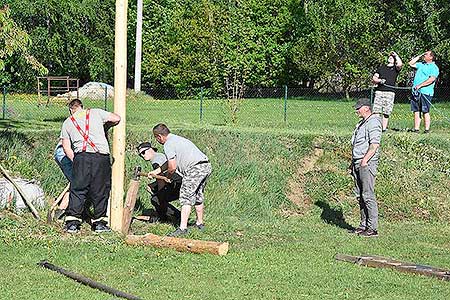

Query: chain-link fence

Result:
[1,85,450,132]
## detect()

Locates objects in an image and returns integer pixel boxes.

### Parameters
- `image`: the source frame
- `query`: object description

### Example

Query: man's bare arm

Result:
[361,143,380,167]
[415,76,437,90]
[107,112,121,125]
[408,52,426,68]
[61,138,74,161]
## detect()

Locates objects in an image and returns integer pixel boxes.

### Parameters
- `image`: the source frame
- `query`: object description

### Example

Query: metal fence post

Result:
[370,86,374,105]
[199,87,204,121]
[104,86,108,111]
[284,85,288,123]
[2,86,6,119]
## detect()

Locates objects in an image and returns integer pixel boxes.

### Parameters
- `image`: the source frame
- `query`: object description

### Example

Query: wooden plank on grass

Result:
[126,233,229,256]
[335,254,450,281]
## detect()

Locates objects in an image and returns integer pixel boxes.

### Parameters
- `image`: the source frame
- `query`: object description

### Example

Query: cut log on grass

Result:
[335,254,450,281]
[121,179,140,235]
[0,163,40,219]
[126,233,229,256]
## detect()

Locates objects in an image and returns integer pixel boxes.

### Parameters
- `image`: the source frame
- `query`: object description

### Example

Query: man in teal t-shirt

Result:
[408,50,439,133]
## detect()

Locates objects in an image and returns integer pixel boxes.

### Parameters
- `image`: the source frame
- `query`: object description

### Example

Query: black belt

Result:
[195,160,209,166]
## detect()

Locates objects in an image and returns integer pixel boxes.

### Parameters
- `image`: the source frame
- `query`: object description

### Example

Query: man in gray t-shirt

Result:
[60,99,120,234]
[349,98,382,237]
[137,142,181,223]
[151,124,212,237]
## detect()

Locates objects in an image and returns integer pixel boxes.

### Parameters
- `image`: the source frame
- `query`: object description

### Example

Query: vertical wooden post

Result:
[110,0,128,232]
[134,0,143,92]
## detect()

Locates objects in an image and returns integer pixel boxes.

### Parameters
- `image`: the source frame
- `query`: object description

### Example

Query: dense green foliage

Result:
[0,5,46,88]
[3,0,450,92]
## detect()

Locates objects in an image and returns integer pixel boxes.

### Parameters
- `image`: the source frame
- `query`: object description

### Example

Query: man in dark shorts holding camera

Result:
[372,51,403,132]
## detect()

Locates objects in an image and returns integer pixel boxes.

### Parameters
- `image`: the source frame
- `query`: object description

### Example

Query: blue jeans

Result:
[55,156,73,183]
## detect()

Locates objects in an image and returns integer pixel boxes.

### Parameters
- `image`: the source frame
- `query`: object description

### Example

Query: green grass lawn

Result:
[1,97,450,299]
[2,93,450,135]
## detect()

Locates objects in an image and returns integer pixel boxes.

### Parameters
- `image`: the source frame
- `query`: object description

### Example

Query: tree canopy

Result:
[4,0,450,93]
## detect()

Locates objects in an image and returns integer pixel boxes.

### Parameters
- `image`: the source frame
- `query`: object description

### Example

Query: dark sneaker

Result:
[196,223,205,231]
[92,222,111,233]
[64,222,80,234]
[409,129,419,133]
[424,129,430,134]
[358,229,378,237]
[167,227,188,237]
[349,227,365,234]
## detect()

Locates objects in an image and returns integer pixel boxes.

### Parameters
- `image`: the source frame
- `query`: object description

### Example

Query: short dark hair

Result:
[153,123,170,136]
[68,99,83,109]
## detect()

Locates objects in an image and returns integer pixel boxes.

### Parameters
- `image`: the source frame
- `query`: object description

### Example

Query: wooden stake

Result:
[336,254,450,281]
[110,0,128,232]
[126,233,229,256]
[47,183,70,224]
[121,179,140,235]
[0,163,40,219]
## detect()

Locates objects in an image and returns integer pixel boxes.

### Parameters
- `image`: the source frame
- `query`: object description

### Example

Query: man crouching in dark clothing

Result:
[137,142,182,224]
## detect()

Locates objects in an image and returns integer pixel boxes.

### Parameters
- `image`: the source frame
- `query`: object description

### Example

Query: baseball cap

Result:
[354,98,372,110]
[137,142,157,155]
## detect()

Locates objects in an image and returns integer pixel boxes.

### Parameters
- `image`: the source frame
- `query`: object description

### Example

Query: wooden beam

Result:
[336,254,450,281]
[110,0,128,232]
[121,179,140,235]
[0,163,40,219]
[126,233,229,256]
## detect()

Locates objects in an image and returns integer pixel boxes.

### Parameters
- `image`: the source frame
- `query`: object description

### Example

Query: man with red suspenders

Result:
[60,99,121,233]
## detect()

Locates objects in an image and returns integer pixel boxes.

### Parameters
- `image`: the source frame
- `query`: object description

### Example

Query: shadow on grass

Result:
[315,200,353,230]
[0,119,54,130]
[43,116,66,122]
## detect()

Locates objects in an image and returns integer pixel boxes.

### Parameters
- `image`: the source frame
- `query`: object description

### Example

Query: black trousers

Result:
[66,152,111,222]
[149,181,181,221]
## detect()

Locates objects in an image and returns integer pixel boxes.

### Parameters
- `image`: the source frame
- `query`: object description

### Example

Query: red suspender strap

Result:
[69,109,99,153]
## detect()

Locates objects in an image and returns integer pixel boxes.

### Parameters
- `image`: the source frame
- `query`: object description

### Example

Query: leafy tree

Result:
[7,0,115,90]
[0,5,46,89]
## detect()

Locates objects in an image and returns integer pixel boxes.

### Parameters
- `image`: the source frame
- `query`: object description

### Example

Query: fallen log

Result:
[336,254,450,281]
[126,233,229,256]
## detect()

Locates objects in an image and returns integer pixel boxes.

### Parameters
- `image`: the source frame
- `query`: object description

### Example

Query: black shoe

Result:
[167,227,188,237]
[196,223,205,231]
[409,129,419,133]
[92,222,111,233]
[64,222,80,234]
[349,227,365,234]
[424,129,430,134]
[358,229,378,237]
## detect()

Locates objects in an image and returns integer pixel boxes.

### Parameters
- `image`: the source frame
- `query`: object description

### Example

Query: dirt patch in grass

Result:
[284,146,324,215]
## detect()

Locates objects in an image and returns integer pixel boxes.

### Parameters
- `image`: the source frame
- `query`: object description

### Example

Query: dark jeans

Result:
[149,181,181,221]
[66,152,111,223]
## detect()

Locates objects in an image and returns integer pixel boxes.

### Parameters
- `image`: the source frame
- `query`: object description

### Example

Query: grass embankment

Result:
[1,126,450,299]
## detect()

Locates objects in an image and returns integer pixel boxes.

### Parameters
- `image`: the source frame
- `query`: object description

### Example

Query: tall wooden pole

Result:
[110,0,128,232]
[134,0,143,92]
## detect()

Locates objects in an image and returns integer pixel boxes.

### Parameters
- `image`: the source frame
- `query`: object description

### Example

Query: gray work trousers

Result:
[352,160,379,231]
